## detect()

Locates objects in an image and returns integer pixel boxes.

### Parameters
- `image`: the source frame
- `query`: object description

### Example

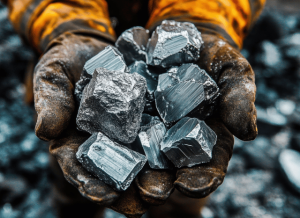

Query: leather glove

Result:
[136,33,257,200]
[34,32,149,217]
[175,33,257,198]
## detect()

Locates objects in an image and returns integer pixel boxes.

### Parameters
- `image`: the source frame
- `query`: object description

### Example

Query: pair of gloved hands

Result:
[33,25,257,217]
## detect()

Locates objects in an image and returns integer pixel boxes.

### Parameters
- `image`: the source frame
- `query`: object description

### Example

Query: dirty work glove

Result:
[49,121,149,218]
[174,33,257,198]
[136,33,257,200]
[34,32,149,217]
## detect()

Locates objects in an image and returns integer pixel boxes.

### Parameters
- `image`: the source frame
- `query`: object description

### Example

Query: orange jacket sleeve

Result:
[147,0,266,49]
[4,0,115,53]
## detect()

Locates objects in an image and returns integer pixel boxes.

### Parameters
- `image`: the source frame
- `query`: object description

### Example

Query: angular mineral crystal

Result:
[129,61,158,113]
[155,63,219,124]
[116,27,149,65]
[160,117,217,168]
[74,46,128,103]
[76,68,147,143]
[147,20,203,68]
[76,132,147,191]
[129,61,158,95]
[138,117,170,169]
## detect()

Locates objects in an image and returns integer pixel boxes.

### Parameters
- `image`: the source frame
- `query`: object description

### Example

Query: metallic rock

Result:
[160,117,217,168]
[74,46,128,103]
[129,61,158,113]
[147,20,203,68]
[138,117,170,169]
[155,63,219,124]
[76,68,147,144]
[76,132,147,191]
[116,27,149,65]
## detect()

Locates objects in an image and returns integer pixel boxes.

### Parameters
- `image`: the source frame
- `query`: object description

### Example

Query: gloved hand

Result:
[34,32,150,217]
[136,33,257,200]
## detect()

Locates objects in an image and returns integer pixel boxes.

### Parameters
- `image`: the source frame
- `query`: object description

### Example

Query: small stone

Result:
[147,20,203,68]
[116,27,149,65]
[137,117,170,169]
[76,67,146,144]
[129,61,158,113]
[74,46,127,103]
[160,117,217,168]
[76,133,147,191]
[155,63,219,124]
[279,149,300,194]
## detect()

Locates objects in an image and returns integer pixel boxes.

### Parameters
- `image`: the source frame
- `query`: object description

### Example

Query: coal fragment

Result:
[279,149,300,194]
[160,117,217,168]
[147,20,203,68]
[76,68,146,144]
[116,27,149,65]
[76,133,147,191]
[129,61,158,113]
[155,63,218,124]
[74,46,127,103]
[138,117,170,169]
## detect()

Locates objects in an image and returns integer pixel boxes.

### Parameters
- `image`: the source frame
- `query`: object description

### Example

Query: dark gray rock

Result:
[76,67,146,144]
[155,63,219,124]
[129,61,158,113]
[76,133,147,191]
[160,117,217,168]
[138,117,170,169]
[147,20,203,68]
[116,27,149,65]
[74,46,128,103]
[279,149,300,193]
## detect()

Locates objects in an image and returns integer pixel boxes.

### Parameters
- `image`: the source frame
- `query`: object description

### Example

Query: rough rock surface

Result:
[74,46,127,103]
[147,20,203,68]
[116,27,149,65]
[76,67,146,144]
[161,117,217,168]
[76,132,147,191]
[155,63,218,124]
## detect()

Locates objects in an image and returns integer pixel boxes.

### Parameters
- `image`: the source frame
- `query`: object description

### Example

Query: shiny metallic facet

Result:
[147,20,203,68]
[76,132,147,191]
[74,46,128,103]
[138,118,170,169]
[155,63,218,123]
[160,117,217,168]
[129,61,158,113]
[116,27,149,65]
[129,61,158,95]
[76,68,147,143]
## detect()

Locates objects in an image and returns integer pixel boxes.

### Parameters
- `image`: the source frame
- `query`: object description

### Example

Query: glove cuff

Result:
[7,0,116,53]
[146,0,266,49]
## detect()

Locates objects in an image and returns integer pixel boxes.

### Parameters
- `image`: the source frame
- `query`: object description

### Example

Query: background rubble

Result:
[0,2,299,218]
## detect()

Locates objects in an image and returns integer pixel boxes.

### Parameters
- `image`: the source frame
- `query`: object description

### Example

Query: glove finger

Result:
[198,34,257,141]
[174,117,234,198]
[50,127,120,205]
[135,169,176,205]
[34,33,110,141]
[110,184,149,218]
[34,46,75,141]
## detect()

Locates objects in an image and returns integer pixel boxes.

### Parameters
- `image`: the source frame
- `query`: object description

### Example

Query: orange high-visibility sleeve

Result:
[147,0,266,49]
[4,0,115,53]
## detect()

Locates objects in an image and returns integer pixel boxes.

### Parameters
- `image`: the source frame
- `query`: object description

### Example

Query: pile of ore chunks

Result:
[75,20,220,192]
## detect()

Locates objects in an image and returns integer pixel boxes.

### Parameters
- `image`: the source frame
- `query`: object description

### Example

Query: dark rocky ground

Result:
[0,2,300,218]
